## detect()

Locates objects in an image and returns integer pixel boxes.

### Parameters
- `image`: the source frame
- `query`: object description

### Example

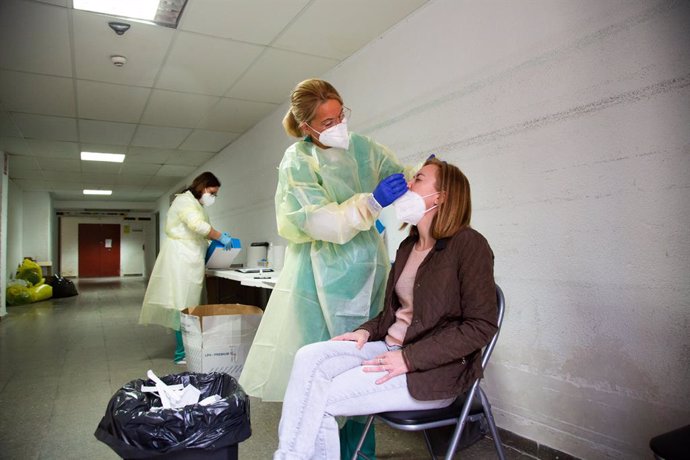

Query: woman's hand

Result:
[362,350,409,384]
[331,329,370,349]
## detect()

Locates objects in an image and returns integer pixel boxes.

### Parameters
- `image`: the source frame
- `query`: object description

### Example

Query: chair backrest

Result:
[480,284,506,370]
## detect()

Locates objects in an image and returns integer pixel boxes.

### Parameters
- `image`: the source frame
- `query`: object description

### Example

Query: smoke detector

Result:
[110,55,127,67]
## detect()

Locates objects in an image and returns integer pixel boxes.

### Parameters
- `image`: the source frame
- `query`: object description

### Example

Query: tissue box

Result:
[180,304,262,380]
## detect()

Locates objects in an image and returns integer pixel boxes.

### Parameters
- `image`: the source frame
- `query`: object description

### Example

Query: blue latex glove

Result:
[373,173,407,207]
[218,232,232,249]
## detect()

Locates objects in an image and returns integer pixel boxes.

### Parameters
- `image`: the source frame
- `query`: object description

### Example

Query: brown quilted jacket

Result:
[357,226,498,401]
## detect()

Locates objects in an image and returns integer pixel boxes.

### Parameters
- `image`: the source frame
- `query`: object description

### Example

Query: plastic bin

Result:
[95,372,250,459]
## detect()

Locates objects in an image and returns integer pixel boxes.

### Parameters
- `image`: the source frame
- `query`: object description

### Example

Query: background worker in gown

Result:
[139,171,234,364]
[239,79,412,457]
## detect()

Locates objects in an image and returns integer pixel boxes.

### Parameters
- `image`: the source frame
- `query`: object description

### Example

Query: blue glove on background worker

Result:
[218,232,233,249]
[373,173,407,207]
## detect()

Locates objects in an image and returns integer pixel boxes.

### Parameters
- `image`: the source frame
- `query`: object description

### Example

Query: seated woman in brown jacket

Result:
[273,158,498,459]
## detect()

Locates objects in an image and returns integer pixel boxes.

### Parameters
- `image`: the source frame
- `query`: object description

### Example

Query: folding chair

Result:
[352,284,507,460]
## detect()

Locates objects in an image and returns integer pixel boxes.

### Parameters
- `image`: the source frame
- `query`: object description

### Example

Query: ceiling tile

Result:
[119,162,161,175]
[82,172,119,184]
[13,178,51,190]
[0,70,76,117]
[227,48,337,103]
[148,175,182,187]
[12,114,78,142]
[166,151,216,166]
[42,170,83,182]
[179,130,237,152]
[156,164,196,177]
[156,32,263,95]
[141,90,219,128]
[180,0,308,44]
[35,0,69,6]
[0,112,22,137]
[8,155,40,172]
[275,0,427,59]
[131,125,192,149]
[48,181,84,191]
[26,140,79,158]
[80,161,122,175]
[126,147,174,164]
[35,158,81,172]
[116,173,156,185]
[0,0,72,76]
[72,10,174,86]
[0,137,31,155]
[79,119,136,145]
[197,98,277,132]
[77,80,150,123]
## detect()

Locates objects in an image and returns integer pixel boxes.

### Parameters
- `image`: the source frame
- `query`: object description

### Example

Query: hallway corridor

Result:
[0,278,527,459]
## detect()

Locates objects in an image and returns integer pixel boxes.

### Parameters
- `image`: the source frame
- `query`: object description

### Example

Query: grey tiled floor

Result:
[0,278,532,459]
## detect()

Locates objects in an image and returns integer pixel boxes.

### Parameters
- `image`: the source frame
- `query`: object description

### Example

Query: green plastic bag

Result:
[29,283,53,302]
[7,279,32,305]
[16,259,43,286]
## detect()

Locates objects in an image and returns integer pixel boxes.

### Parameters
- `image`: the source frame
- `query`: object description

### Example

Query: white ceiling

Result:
[0,0,428,203]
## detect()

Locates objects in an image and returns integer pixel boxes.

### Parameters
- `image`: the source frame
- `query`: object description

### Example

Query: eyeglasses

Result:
[318,106,351,130]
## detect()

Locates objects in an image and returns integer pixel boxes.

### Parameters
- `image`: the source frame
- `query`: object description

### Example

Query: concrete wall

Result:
[6,179,24,284]
[0,152,6,315]
[21,191,52,262]
[157,1,689,457]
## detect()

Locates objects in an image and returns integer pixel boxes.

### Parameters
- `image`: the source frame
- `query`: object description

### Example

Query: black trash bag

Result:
[95,372,251,459]
[45,274,78,298]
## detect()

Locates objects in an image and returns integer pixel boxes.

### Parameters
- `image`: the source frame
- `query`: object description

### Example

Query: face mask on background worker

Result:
[308,120,350,150]
[394,190,440,225]
[199,192,216,207]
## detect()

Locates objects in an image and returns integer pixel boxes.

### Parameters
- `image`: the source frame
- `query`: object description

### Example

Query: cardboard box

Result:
[180,304,263,380]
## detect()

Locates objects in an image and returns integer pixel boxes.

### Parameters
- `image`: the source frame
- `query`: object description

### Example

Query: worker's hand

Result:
[362,350,409,384]
[217,232,232,249]
[373,173,407,207]
[331,329,370,349]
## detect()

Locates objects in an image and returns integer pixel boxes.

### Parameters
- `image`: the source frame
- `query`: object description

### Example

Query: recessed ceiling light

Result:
[73,0,188,28]
[81,151,125,163]
[83,190,113,195]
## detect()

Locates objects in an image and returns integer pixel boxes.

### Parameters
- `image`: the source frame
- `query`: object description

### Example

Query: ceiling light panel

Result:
[73,0,188,28]
[81,151,125,162]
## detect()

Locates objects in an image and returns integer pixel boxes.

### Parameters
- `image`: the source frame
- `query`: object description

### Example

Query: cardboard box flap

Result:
[183,303,263,318]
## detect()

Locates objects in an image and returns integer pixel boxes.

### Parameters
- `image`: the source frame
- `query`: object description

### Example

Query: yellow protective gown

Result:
[139,191,211,331]
[239,133,409,401]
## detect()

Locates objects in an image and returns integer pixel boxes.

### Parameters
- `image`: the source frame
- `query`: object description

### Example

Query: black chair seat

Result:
[377,395,483,426]
[650,424,690,460]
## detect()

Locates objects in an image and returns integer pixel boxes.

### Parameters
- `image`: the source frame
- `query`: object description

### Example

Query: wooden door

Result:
[78,224,120,277]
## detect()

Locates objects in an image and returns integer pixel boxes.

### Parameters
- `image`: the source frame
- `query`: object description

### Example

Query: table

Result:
[205,269,279,309]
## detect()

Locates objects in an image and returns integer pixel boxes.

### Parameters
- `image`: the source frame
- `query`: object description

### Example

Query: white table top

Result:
[206,268,279,290]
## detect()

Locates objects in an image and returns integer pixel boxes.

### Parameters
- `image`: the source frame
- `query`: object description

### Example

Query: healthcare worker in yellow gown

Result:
[239,79,411,458]
[139,171,233,363]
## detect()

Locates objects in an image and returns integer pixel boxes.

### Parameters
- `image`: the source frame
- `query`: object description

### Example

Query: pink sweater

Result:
[385,246,432,346]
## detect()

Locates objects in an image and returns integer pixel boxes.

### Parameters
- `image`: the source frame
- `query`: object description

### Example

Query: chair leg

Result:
[443,384,480,460]
[351,416,375,460]
[422,430,439,460]
[478,387,506,460]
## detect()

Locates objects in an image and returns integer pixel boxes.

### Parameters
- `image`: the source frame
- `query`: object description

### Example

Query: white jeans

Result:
[274,340,454,459]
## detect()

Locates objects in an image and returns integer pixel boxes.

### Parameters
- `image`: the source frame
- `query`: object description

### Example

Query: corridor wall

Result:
[159,1,690,457]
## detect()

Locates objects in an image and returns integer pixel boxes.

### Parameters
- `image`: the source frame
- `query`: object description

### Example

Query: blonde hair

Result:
[409,158,472,239]
[282,79,343,137]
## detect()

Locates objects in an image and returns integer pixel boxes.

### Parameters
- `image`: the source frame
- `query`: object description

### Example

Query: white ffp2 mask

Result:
[199,193,216,207]
[394,191,439,225]
[312,121,350,150]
